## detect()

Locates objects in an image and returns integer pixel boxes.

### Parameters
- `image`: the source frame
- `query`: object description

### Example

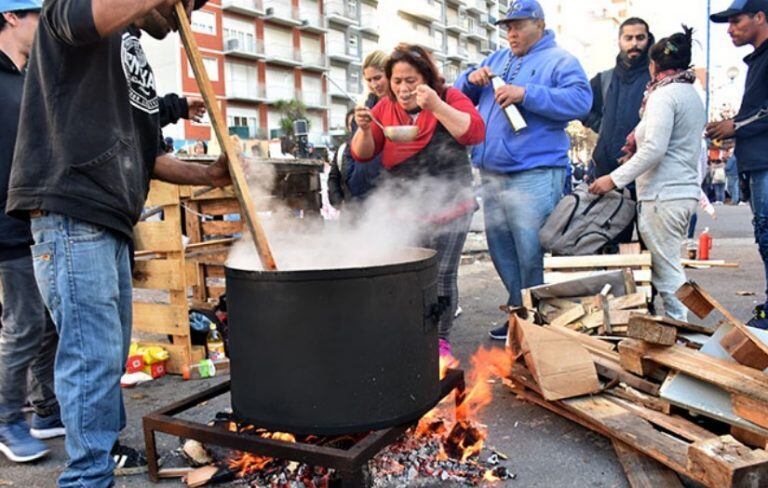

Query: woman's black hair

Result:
[649,25,694,71]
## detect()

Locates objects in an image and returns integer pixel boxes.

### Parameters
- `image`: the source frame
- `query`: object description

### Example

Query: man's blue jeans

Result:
[30,213,132,488]
[481,167,566,306]
[727,175,740,203]
[749,170,768,305]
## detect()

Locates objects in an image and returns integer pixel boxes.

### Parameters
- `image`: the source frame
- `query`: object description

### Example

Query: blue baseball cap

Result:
[0,0,42,13]
[710,0,768,23]
[495,0,545,25]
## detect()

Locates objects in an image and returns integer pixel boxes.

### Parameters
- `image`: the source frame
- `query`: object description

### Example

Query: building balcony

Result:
[299,90,327,108]
[325,0,358,26]
[445,0,467,8]
[226,81,266,102]
[223,37,265,60]
[358,13,380,35]
[327,40,360,63]
[445,17,468,33]
[299,10,327,33]
[264,85,298,104]
[302,52,329,71]
[264,1,302,26]
[229,125,268,140]
[480,39,497,54]
[221,0,264,17]
[410,30,438,52]
[398,4,442,24]
[329,79,362,99]
[264,43,303,66]
[485,13,497,26]
[465,0,486,14]
[465,23,486,41]
[445,45,468,61]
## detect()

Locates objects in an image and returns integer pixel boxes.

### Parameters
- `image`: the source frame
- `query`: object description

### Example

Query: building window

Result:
[191,11,216,35]
[188,57,219,82]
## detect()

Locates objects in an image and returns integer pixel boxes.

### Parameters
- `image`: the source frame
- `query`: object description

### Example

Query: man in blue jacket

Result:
[707,0,768,328]
[455,0,592,340]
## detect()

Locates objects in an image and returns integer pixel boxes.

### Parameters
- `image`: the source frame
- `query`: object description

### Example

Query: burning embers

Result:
[178,347,513,487]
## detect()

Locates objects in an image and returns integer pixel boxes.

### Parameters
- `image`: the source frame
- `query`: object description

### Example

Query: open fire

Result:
[209,346,514,487]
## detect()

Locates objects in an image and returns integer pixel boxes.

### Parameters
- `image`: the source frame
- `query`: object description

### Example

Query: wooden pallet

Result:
[543,251,653,299]
[132,180,205,374]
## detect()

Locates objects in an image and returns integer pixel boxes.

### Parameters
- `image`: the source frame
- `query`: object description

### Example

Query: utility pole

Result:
[706,0,712,120]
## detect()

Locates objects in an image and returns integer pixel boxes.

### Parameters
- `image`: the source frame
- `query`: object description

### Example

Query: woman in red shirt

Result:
[350,43,485,365]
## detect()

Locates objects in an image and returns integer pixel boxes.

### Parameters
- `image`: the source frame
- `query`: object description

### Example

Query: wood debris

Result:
[506,280,768,488]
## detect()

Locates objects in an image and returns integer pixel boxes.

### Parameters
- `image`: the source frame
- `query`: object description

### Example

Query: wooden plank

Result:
[544,253,652,269]
[627,314,677,346]
[145,180,180,207]
[732,395,768,431]
[133,259,185,291]
[721,328,768,370]
[548,304,586,328]
[199,199,242,216]
[731,426,768,450]
[510,317,600,401]
[609,293,648,310]
[207,286,226,299]
[619,339,768,405]
[132,303,188,335]
[607,384,671,414]
[545,269,651,285]
[608,396,717,443]
[612,440,684,488]
[201,220,243,236]
[594,358,661,397]
[682,259,740,268]
[687,435,768,488]
[545,324,617,352]
[185,238,237,251]
[583,309,634,329]
[134,221,182,252]
[175,4,276,270]
[205,265,226,279]
[186,262,200,288]
[188,186,237,201]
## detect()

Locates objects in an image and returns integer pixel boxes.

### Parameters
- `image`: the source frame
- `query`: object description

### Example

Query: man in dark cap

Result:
[0,0,62,464]
[707,0,768,328]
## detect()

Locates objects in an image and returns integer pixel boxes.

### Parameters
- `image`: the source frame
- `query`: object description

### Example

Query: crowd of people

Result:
[1,0,768,487]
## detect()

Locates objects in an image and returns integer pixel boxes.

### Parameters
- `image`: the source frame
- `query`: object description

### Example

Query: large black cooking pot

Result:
[226,248,441,435]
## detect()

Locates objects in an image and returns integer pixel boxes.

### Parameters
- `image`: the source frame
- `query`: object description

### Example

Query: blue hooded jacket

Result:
[455,30,592,174]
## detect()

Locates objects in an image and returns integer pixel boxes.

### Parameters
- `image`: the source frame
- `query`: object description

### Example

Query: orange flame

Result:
[456,347,512,422]
[228,431,296,477]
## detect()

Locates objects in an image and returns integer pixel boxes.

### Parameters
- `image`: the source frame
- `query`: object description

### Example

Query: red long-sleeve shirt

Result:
[351,87,485,168]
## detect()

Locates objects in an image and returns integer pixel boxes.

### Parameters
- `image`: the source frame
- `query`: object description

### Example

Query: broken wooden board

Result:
[676,281,768,366]
[509,316,601,401]
[612,440,685,488]
[687,435,768,488]
[721,327,768,370]
[582,309,634,329]
[547,302,586,328]
[627,314,677,346]
[731,426,768,450]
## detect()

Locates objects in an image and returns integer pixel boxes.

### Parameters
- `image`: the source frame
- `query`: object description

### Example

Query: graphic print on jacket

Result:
[121,32,159,115]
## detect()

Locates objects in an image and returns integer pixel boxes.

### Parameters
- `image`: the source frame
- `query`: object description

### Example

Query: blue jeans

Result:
[749,170,768,305]
[481,167,566,306]
[727,175,740,203]
[30,213,132,488]
[713,183,726,203]
[0,255,58,423]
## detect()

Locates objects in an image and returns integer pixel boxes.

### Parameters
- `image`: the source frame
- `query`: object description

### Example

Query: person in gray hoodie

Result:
[590,27,706,321]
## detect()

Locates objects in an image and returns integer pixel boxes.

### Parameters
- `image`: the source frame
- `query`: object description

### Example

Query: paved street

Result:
[0,204,762,488]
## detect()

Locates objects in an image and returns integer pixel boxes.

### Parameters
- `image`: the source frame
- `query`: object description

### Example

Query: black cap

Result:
[711,0,768,23]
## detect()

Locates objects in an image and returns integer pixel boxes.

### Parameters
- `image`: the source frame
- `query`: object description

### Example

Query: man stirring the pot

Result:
[454,0,592,340]
[6,1,233,485]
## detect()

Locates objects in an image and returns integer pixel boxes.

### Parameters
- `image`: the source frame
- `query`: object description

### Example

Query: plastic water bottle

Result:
[206,323,226,361]
[491,75,527,132]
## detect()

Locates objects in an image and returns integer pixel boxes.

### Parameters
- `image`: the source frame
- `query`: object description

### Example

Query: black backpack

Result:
[539,184,636,256]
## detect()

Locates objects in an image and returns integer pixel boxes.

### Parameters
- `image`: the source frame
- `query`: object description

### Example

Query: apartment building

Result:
[143,0,509,149]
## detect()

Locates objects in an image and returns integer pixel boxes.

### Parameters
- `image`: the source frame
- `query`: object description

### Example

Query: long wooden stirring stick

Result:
[173,3,277,270]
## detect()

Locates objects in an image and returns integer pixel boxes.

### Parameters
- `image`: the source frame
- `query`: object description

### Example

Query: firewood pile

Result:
[506,280,768,488]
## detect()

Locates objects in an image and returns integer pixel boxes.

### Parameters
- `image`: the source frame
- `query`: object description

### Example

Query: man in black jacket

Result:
[708,0,768,328]
[582,17,653,245]
[6,1,232,485]
[0,0,62,465]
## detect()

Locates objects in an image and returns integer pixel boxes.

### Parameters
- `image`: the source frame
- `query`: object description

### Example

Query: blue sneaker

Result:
[0,419,49,462]
[30,408,66,440]
[747,304,768,330]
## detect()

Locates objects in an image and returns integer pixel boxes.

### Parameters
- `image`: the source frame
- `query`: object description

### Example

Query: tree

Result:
[274,99,309,138]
